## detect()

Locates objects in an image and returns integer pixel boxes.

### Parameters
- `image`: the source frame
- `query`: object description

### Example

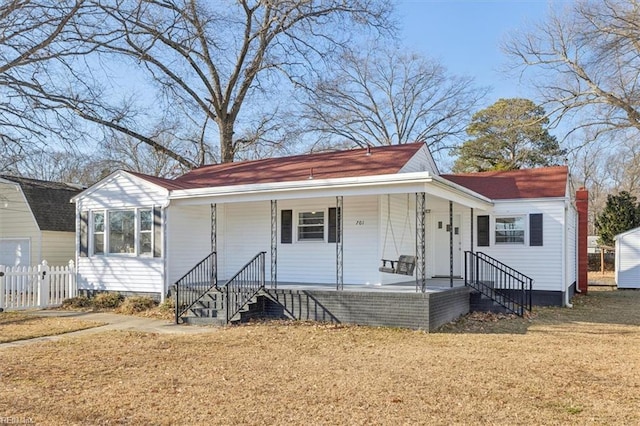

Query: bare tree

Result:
[299,48,486,154]
[0,0,85,160]
[504,0,640,139]
[63,0,394,165]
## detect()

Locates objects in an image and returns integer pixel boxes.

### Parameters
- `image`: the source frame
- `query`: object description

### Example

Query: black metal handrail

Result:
[174,251,217,324]
[221,251,266,323]
[464,251,533,316]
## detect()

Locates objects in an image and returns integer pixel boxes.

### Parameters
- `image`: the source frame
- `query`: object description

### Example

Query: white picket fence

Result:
[0,260,76,311]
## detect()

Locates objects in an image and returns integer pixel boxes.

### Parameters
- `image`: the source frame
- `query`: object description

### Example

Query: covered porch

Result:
[166,171,493,295]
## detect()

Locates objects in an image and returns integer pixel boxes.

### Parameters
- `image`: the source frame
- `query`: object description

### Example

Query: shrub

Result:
[61,295,92,309]
[117,296,158,314]
[92,292,124,309]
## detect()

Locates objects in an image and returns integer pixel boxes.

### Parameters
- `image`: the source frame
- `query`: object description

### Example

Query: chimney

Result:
[576,187,589,294]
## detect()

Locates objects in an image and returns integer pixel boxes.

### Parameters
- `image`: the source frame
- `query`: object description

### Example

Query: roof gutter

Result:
[168,171,494,208]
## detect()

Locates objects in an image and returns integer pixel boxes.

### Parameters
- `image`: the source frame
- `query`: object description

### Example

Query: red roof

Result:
[127,171,188,190]
[441,166,569,199]
[173,143,425,188]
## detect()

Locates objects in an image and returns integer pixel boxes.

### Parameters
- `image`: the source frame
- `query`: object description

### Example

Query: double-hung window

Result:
[298,211,325,241]
[89,207,159,256]
[93,212,105,255]
[495,216,525,244]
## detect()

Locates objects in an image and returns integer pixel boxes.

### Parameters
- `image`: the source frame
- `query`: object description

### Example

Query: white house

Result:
[615,227,640,289]
[0,175,82,267]
[72,143,583,315]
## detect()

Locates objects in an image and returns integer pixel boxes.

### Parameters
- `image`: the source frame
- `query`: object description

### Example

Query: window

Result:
[93,211,105,254]
[495,216,525,244]
[109,210,136,254]
[139,209,152,254]
[84,207,160,256]
[298,211,324,241]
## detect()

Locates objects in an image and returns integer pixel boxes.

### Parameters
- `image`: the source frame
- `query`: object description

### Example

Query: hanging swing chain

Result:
[398,193,412,249]
[382,194,413,259]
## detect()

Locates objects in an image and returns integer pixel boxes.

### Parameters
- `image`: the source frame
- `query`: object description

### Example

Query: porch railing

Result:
[222,251,266,323]
[174,251,217,323]
[464,251,533,316]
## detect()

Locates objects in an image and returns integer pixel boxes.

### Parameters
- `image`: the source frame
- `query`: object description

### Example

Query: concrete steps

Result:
[180,290,266,325]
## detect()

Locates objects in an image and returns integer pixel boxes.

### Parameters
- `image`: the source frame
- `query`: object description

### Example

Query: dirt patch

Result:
[1,289,639,424]
[0,311,103,343]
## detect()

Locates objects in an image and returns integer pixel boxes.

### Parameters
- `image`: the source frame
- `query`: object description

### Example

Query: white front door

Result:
[433,214,461,277]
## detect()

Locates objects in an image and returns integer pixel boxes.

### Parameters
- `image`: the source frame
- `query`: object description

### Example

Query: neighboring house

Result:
[72,143,586,328]
[588,236,600,254]
[615,227,640,289]
[0,175,82,267]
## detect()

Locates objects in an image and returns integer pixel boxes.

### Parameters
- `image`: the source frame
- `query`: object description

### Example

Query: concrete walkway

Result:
[0,310,221,350]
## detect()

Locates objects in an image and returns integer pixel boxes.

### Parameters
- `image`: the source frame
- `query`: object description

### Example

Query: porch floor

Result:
[265,278,465,293]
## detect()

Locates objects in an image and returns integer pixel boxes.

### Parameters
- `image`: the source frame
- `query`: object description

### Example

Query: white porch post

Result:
[449,201,454,288]
[271,199,277,289]
[416,192,426,292]
[336,196,343,291]
[211,203,217,287]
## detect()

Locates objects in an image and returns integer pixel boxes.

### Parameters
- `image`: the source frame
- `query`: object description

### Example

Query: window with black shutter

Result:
[281,209,292,244]
[477,215,490,247]
[529,213,543,246]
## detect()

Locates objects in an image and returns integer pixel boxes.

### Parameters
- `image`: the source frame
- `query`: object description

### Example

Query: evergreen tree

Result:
[452,98,565,172]
[595,191,640,246]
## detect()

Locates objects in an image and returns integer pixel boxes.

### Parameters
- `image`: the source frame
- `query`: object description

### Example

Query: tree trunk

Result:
[218,117,235,163]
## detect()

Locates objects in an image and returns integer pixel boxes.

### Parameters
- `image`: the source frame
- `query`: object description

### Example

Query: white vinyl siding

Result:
[615,227,640,289]
[77,257,164,294]
[0,182,41,265]
[41,231,75,266]
[75,172,168,295]
[166,204,212,286]
[398,145,439,175]
[473,199,566,292]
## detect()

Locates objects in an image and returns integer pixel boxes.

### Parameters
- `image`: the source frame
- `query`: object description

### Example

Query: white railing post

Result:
[0,265,5,311]
[38,260,50,308]
[68,259,76,298]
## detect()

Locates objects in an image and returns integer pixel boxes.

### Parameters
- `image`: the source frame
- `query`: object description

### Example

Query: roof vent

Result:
[366,145,372,156]
[308,167,314,179]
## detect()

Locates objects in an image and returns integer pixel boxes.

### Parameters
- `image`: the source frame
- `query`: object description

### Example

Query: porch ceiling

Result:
[168,171,493,210]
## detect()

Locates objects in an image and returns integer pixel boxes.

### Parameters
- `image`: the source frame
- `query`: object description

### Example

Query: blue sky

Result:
[397,1,555,105]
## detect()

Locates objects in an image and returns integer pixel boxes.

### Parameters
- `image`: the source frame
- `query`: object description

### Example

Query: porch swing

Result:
[379,194,416,276]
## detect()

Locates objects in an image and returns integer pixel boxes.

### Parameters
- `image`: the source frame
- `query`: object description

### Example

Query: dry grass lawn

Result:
[0,312,103,343]
[1,288,640,425]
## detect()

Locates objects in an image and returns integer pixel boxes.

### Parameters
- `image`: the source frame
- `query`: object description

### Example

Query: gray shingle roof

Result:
[0,175,83,232]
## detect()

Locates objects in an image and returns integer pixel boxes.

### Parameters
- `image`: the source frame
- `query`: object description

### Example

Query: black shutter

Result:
[477,215,490,247]
[79,211,89,257]
[153,207,162,257]
[529,213,543,246]
[281,210,292,244]
[328,207,341,243]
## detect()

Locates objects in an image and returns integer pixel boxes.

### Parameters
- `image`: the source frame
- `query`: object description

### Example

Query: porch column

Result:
[271,200,278,289]
[470,208,474,254]
[416,192,426,292]
[336,196,343,291]
[211,203,217,287]
[449,201,454,288]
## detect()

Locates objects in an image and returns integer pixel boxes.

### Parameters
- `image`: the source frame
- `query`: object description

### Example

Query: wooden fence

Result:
[0,260,76,311]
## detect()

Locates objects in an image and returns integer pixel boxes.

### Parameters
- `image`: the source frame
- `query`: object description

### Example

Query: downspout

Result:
[563,201,573,308]
[161,198,171,303]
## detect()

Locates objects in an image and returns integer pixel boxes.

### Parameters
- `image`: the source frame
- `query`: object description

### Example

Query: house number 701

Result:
[355,220,365,225]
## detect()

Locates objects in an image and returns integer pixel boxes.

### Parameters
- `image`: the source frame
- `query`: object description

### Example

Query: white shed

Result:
[615,227,640,289]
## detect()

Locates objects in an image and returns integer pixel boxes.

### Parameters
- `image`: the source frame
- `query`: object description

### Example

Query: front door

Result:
[433,214,461,277]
